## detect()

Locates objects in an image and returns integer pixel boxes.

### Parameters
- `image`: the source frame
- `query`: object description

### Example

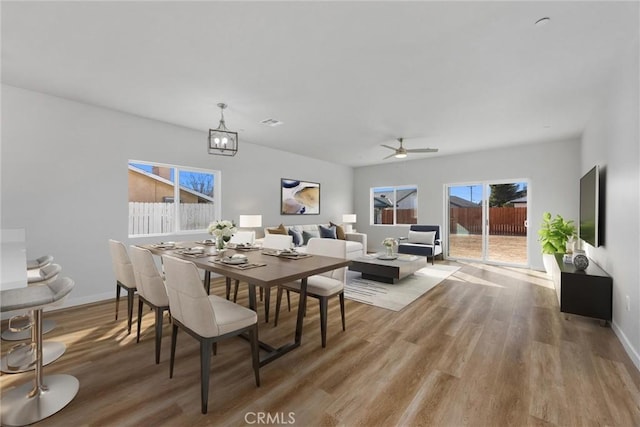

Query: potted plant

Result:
[538,212,576,274]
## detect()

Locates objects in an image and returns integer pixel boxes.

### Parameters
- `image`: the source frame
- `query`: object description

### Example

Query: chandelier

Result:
[208,103,238,156]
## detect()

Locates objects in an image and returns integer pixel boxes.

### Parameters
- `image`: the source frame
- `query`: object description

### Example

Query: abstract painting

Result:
[281,179,320,215]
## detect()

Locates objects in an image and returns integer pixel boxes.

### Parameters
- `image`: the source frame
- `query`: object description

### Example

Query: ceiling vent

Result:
[260,118,283,127]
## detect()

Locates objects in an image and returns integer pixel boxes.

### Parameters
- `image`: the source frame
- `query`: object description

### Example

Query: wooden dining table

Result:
[139,242,351,366]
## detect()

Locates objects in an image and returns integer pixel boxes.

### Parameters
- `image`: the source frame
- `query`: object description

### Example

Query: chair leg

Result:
[200,339,213,414]
[136,299,143,343]
[248,324,260,387]
[233,280,240,303]
[126,289,135,334]
[169,324,178,379]
[154,307,163,364]
[225,278,231,300]
[259,287,263,301]
[274,287,283,327]
[339,293,346,331]
[212,342,217,356]
[115,284,121,320]
[319,297,328,348]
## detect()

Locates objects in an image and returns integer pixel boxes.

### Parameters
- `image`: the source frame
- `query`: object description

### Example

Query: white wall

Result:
[581,39,640,369]
[0,85,354,307]
[354,138,581,271]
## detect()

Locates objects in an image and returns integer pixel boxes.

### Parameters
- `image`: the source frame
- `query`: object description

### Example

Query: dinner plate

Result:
[222,258,248,265]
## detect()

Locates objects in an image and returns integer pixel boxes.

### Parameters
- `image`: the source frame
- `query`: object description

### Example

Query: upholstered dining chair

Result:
[274,238,347,348]
[108,239,137,334]
[162,255,260,414]
[129,245,170,364]
[254,233,294,321]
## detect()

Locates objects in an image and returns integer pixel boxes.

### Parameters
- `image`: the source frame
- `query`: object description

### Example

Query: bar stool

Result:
[1,264,66,374]
[2,262,60,341]
[26,255,54,271]
[0,277,79,426]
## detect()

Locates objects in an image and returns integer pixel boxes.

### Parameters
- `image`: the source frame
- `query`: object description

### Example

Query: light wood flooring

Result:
[2,261,639,426]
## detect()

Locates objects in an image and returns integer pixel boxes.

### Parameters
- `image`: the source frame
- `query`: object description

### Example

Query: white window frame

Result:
[370,185,418,226]
[128,160,221,237]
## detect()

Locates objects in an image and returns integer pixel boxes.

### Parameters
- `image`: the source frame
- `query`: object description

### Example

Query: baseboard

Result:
[611,320,640,372]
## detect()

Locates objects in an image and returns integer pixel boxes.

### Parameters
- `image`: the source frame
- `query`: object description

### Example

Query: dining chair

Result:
[255,233,294,321]
[108,239,137,334]
[129,246,170,364]
[274,238,347,348]
[162,255,260,414]
[229,231,256,245]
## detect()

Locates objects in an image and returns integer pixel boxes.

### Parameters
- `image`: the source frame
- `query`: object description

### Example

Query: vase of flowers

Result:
[382,237,398,257]
[207,220,237,251]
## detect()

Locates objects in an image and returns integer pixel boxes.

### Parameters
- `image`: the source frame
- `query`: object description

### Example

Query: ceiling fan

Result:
[381,137,438,159]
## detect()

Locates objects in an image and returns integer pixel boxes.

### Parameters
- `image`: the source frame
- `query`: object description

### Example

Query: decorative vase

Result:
[385,245,394,257]
[216,236,226,251]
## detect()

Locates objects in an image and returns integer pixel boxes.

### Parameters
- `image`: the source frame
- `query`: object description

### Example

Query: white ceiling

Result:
[2,1,638,167]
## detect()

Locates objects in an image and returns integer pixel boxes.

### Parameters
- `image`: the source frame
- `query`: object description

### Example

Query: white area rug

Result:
[345,264,460,311]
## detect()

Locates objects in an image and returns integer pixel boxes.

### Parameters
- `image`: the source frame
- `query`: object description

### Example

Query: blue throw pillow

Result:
[302,230,319,245]
[319,224,337,239]
[288,228,303,247]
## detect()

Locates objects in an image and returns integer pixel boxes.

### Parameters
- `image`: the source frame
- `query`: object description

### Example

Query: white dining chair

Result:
[275,238,347,348]
[162,255,260,414]
[108,239,137,334]
[129,245,170,364]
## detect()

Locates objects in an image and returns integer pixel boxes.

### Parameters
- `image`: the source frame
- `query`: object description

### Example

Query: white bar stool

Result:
[0,277,79,426]
[1,264,66,374]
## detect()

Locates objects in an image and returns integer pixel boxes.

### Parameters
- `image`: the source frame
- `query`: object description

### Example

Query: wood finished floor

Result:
[2,261,639,426]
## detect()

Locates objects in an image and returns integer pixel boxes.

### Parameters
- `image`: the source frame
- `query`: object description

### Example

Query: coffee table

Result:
[348,254,427,284]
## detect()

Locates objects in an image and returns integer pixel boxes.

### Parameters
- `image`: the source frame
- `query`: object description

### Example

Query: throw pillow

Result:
[319,224,337,239]
[267,224,287,235]
[329,222,346,240]
[408,230,436,245]
[302,230,319,245]
[288,228,303,247]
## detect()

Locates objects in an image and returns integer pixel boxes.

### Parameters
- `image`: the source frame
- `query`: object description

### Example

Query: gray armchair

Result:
[398,225,443,264]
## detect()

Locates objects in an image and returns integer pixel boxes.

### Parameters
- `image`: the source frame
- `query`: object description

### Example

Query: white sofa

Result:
[264,224,367,260]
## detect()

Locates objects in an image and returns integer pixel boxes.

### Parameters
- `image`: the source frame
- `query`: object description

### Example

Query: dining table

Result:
[139,241,351,366]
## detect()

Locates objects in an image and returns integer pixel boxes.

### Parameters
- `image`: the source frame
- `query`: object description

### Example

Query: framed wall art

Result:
[281,179,320,215]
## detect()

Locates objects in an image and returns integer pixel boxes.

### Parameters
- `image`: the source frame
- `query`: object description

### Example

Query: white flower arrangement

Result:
[382,237,398,248]
[207,220,237,241]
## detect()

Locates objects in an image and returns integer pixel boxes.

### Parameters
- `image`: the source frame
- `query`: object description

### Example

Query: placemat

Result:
[210,260,267,270]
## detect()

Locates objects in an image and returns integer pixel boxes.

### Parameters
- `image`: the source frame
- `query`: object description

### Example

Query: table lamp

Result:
[342,214,357,233]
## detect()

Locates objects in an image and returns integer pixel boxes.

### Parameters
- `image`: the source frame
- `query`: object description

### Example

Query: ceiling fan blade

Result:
[380,144,398,151]
[406,148,439,153]
[383,153,397,160]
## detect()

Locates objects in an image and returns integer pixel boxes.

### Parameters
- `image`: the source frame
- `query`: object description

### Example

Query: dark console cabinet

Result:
[550,253,612,322]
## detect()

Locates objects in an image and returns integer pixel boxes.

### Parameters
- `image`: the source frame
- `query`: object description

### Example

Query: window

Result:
[371,185,418,225]
[128,161,220,236]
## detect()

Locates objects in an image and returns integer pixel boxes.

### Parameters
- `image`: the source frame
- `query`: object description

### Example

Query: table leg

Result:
[248,283,257,312]
[294,278,308,345]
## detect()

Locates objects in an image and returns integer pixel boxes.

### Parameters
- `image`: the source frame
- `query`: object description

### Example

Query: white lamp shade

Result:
[342,214,357,223]
[239,215,262,228]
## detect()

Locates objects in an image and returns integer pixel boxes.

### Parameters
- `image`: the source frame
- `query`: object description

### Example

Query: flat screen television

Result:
[580,165,599,247]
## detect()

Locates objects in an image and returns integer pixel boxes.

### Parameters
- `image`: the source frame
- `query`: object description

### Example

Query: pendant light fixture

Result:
[208,103,238,156]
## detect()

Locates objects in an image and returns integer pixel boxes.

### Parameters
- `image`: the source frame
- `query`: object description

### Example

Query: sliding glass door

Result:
[447,181,528,266]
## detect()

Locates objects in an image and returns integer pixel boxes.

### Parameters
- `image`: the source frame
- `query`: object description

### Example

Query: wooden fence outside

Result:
[380,208,418,225]
[449,207,527,236]
[129,202,215,235]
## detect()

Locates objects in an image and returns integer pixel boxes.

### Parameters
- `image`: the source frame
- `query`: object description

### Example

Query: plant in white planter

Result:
[538,212,577,274]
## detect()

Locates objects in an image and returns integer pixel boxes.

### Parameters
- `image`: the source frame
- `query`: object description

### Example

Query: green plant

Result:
[538,212,577,254]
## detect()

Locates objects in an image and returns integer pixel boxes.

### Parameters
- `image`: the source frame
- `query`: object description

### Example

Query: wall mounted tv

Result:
[580,165,600,247]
